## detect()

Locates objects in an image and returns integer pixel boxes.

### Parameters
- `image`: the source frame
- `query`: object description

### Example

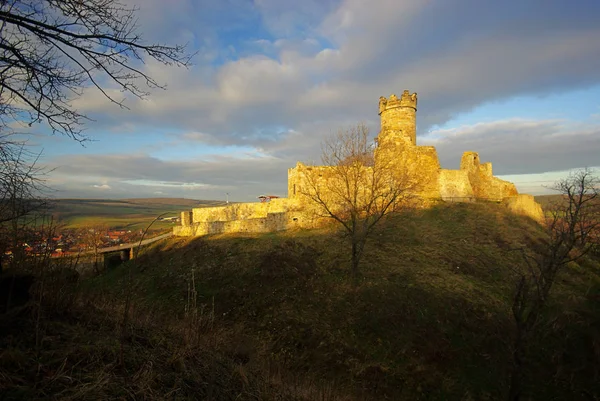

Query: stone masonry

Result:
[174,90,544,237]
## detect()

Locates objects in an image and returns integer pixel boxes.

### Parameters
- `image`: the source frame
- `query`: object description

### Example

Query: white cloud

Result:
[122,180,215,190]
[423,118,600,174]
[254,0,340,38]
[32,0,600,198]
[92,184,111,190]
[45,152,290,200]
[72,1,600,142]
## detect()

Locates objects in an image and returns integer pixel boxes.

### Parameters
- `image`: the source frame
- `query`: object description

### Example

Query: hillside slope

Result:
[4,202,599,400]
[82,202,600,400]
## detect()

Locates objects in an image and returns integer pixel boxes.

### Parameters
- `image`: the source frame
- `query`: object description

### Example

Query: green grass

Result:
[4,201,599,400]
[49,198,221,229]
[78,202,600,400]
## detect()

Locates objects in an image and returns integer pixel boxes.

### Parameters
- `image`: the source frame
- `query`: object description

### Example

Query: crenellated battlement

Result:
[377,89,418,145]
[175,90,544,239]
[378,90,417,114]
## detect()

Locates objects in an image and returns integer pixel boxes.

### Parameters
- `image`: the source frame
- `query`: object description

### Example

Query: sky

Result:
[22,0,600,201]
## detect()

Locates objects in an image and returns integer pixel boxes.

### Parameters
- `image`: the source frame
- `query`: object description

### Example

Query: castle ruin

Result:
[174,91,543,237]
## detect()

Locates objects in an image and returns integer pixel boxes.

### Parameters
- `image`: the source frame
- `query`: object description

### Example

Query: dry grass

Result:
[0,295,354,400]
[2,201,600,400]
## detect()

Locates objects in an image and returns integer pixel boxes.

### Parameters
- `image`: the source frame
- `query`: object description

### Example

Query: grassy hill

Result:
[49,198,223,230]
[2,202,599,400]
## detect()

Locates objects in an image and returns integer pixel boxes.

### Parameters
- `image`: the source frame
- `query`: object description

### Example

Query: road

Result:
[97,232,173,254]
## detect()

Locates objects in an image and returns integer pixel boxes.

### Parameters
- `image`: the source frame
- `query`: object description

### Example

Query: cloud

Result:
[422,118,600,174]
[47,115,600,200]
[72,1,600,139]
[92,184,111,190]
[35,0,600,198]
[254,0,340,38]
[122,180,216,190]
[46,152,291,200]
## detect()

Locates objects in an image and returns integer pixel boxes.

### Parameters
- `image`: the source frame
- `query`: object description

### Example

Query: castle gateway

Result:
[175,91,543,237]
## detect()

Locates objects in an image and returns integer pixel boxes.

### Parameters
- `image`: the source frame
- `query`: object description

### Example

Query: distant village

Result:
[3,225,172,261]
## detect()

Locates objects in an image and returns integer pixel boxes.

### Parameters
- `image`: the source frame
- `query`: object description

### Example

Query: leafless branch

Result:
[509,168,600,400]
[0,0,193,140]
[299,123,416,277]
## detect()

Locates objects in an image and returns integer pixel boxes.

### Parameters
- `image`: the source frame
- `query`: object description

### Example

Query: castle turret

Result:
[378,90,417,146]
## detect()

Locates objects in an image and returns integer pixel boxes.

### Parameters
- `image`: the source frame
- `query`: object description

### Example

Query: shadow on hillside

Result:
[5,202,598,400]
[98,202,596,400]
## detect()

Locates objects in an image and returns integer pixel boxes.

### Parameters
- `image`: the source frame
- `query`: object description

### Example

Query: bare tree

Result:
[509,168,600,400]
[0,0,192,140]
[0,134,49,274]
[0,135,47,220]
[80,224,107,274]
[300,123,415,277]
[0,1,191,273]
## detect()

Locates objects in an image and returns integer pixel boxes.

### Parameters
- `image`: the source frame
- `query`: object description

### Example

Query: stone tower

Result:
[375,89,441,201]
[377,90,418,146]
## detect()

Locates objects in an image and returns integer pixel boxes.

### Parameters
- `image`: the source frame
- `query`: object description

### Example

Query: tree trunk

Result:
[351,241,359,280]
[351,235,367,286]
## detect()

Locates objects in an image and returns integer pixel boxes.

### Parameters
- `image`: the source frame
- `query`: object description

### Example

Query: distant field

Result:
[535,194,566,210]
[50,198,224,230]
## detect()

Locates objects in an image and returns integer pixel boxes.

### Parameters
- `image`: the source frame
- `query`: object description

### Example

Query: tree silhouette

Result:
[0,1,192,270]
[300,123,415,277]
[509,168,600,400]
[0,0,192,140]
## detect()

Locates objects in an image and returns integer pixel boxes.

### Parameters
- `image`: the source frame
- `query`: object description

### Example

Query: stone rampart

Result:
[173,209,287,237]
[439,169,474,200]
[174,90,545,237]
[181,211,193,226]
[503,194,545,222]
[191,199,288,223]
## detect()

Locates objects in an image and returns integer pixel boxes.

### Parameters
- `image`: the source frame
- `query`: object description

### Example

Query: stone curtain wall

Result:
[374,142,442,202]
[174,90,545,238]
[191,199,287,223]
[174,208,288,237]
[285,162,402,229]
[438,169,475,200]
[458,151,518,200]
[503,195,544,222]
